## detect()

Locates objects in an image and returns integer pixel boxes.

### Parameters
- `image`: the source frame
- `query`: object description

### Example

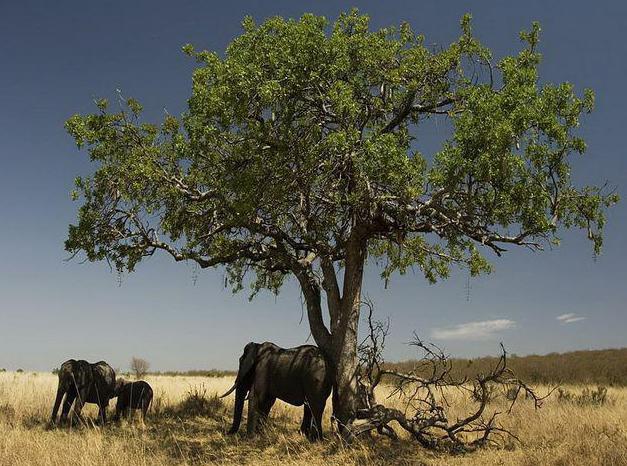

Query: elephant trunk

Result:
[227,385,247,434]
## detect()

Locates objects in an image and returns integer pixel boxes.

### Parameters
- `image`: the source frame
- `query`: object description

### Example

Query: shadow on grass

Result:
[10,389,459,465]
[136,410,439,465]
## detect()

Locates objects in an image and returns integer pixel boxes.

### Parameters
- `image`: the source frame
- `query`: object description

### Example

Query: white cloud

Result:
[431,319,516,341]
[557,313,586,324]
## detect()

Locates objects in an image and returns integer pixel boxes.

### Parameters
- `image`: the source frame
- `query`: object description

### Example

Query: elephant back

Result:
[89,361,116,401]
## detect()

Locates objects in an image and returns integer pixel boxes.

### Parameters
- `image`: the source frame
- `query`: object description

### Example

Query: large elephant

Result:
[221,342,333,441]
[50,359,116,426]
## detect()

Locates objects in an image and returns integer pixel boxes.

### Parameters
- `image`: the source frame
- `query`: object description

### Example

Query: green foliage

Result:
[64,11,616,297]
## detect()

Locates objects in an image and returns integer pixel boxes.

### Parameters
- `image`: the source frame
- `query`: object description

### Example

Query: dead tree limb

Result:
[351,302,552,452]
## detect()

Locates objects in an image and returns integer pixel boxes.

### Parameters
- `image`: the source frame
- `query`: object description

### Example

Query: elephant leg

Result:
[72,397,84,426]
[50,387,66,425]
[60,391,75,425]
[72,387,88,426]
[257,397,275,431]
[113,402,121,422]
[141,401,149,425]
[228,386,247,434]
[308,401,324,441]
[300,403,312,436]
[246,390,260,436]
[98,404,107,425]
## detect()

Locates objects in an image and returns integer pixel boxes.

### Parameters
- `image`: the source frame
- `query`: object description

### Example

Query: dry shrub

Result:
[130,357,150,379]
[557,386,611,406]
[170,385,226,418]
[0,403,16,423]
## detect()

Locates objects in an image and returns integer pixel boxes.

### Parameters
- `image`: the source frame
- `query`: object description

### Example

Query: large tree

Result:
[65,11,616,427]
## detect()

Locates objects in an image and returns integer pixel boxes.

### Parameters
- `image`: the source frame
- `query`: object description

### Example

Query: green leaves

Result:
[65,11,616,296]
[126,98,143,115]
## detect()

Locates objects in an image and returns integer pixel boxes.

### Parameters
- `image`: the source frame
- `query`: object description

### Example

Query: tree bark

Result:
[330,300,360,431]
[297,233,367,433]
[328,231,367,431]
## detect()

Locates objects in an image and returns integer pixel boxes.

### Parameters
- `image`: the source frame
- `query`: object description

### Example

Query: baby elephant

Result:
[113,379,153,422]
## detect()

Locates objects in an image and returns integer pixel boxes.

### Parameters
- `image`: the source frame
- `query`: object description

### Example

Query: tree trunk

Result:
[298,231,367,433]
[330,304,360,430]
[329,231,367,431]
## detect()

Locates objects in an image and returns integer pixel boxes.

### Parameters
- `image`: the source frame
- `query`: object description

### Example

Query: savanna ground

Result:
[0,372,625,465]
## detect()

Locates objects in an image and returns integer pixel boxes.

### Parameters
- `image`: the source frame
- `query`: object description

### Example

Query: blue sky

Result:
[1,1,625,371]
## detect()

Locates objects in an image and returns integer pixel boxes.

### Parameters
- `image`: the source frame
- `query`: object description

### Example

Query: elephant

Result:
[50,359,116,426]
[112,379,153,423]
[221,342,333,441]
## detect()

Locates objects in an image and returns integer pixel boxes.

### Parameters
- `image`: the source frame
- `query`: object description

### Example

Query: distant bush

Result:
[130,357,150,379]
[52,368,59,375]
[16,369,23,373]
[0,368,6,373]
[557,386,611,406]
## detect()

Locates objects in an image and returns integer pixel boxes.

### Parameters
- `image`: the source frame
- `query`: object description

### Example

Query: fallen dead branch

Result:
[351,299,554,452]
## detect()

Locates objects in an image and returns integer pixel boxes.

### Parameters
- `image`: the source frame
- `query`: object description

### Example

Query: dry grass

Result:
[0,372,626,465]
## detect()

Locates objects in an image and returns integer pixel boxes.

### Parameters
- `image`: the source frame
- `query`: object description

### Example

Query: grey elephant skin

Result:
[113,379,153,422]
[221,342,333,441]
[50,359,116,425]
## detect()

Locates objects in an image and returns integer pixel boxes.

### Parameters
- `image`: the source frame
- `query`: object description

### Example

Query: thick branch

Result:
[321,256,342,332]
[382,96,455,133]
[294,269,332,351]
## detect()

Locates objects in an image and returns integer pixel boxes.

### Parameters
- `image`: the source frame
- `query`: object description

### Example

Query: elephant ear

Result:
[220,342,259,398]
[238,342,259,381]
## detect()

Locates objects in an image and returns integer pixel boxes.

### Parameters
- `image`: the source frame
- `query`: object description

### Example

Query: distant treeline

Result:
[385,348,627,386]
[109,348,627,385]
[145,369,236,378]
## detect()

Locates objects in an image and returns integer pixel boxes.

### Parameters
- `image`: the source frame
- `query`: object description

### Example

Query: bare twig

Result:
[352,302,548,453]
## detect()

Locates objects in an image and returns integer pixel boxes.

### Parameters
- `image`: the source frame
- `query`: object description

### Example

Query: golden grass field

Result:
[0,372,625,465]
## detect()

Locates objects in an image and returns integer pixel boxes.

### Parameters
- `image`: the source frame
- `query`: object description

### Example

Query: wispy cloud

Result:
[557,313,586,324]
[431,319,516,340]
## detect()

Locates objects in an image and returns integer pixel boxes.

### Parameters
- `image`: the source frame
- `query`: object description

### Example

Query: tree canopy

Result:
[66,12,615,294]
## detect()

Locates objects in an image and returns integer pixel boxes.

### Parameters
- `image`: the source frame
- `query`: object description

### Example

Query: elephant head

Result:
[221,342,258,398]
[114,378,129,397]
[221,342,259,434]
